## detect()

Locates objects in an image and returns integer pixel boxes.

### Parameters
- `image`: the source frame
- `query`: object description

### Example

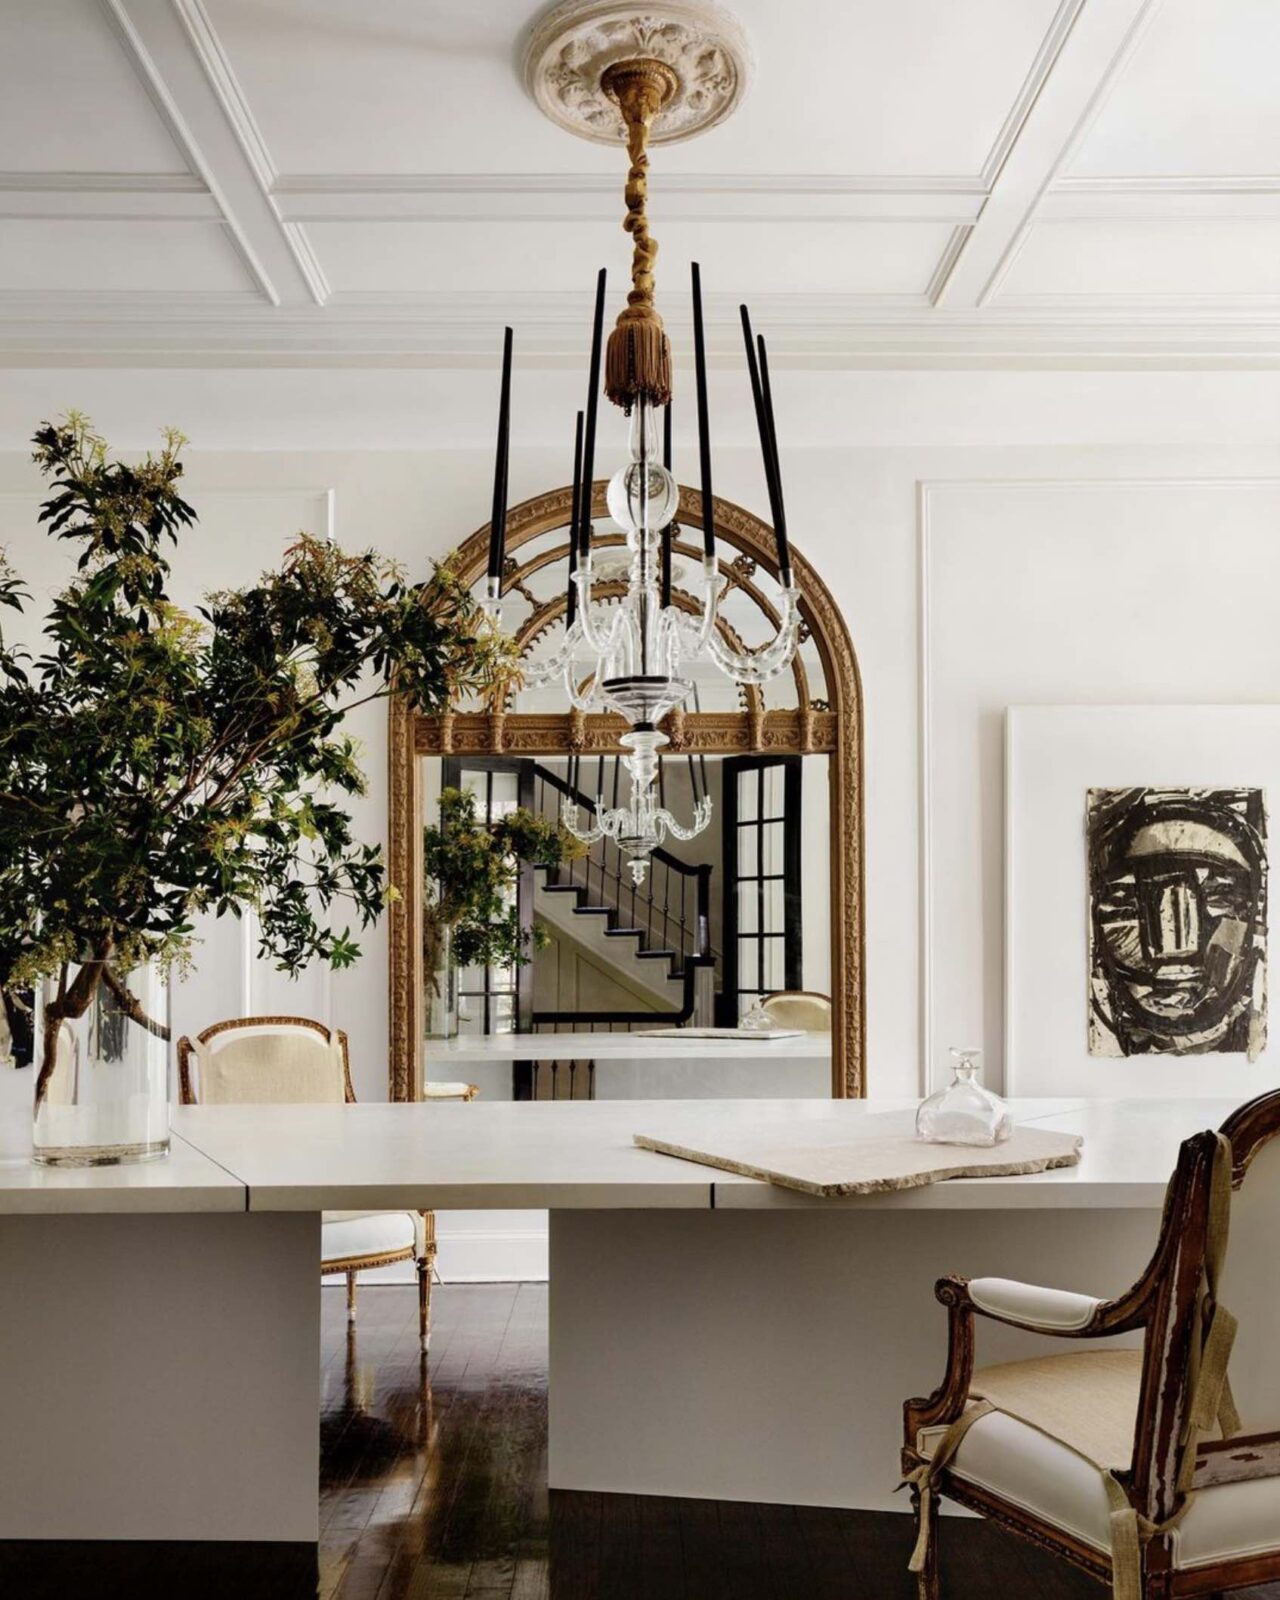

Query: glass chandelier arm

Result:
[703,587,803,684]
[572,567,626,658]
[681,556,724,657]
[561,798,607,845]
[564,662,603,712]
[521,618,583,687]
[653,795,714,842]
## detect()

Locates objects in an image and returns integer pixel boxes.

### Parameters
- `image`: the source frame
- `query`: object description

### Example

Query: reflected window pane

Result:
[765,878,784,933]
[761,820,783,876]
[763,937,786,990]
[738,827,757,876]
[737,883,758,934]
[737,771,758,822]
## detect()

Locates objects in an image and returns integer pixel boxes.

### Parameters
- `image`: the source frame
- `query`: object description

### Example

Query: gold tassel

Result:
[605,309,673,410]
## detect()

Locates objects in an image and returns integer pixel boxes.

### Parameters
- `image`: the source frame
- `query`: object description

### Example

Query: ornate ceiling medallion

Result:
[522,0,753,147]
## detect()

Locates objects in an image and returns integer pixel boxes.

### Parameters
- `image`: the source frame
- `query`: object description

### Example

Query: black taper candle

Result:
[660,401,673,608]
[739,305,783,538]
[566,409,585,629]
[755,333,791,585]
[487,326,513,584]
[579,268,607,557]
[691,262,716,558]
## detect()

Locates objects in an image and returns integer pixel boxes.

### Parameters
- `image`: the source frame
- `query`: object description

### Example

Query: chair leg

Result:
[417,1210,438,1353]
[912,1485,940,1600]
[417,1249,435,1352]
[346,1267,358,1324]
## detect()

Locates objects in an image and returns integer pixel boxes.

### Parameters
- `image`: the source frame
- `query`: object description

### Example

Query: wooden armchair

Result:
[177,1016,477,1351]
[902,1087,1280,1600]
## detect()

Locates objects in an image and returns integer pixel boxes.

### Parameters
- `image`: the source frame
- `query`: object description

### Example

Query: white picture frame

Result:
[1005,705,1280,1100]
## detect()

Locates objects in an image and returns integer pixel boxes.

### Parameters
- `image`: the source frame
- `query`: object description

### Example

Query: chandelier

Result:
[479,43,799,884]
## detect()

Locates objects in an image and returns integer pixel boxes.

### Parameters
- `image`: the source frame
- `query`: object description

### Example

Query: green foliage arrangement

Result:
[423,785,579,982]
[0,417,517,1102]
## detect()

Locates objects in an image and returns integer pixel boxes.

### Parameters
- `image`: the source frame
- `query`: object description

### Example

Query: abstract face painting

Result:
[1087,787,1267,1062]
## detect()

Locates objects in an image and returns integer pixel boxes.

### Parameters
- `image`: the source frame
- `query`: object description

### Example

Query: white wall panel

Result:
[923,477,1280,1096]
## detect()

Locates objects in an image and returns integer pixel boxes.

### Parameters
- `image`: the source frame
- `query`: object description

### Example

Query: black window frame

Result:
[719,755,803,1023]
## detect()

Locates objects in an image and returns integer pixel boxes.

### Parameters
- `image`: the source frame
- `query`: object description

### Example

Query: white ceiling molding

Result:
[0,0,1275,368]
[2,293,1279,370]
[0,172,219,222]
[270,172,986,226]
[99,0,328,306]
[972,0,1087,191]
[934,0,1164,309]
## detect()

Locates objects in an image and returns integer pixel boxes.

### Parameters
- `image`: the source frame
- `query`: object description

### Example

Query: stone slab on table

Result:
[634,1109,1082,1196]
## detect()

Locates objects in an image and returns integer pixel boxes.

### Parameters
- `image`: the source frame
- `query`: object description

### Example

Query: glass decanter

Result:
[915,1048,1012,1147]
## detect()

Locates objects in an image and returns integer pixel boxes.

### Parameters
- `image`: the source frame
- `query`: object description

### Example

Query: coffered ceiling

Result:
[2,0,1278,366]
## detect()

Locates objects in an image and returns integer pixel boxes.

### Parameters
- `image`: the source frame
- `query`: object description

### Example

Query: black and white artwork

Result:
[1087,786,1268,1062]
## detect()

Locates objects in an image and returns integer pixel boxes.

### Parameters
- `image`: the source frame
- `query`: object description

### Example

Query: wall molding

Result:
[917,473,1280,1095]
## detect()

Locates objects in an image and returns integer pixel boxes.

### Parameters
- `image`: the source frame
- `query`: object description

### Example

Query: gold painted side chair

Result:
[902,1087,1280,1600]
[761,990,832,1030]
[177,1015,477,1350]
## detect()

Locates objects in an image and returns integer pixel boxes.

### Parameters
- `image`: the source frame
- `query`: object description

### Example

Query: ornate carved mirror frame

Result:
[387,482,865,1100]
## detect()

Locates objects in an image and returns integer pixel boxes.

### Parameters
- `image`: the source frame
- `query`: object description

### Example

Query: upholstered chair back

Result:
[761,991,832,1031]
[181,1019,351,1105]
[1215,1129,1280,1434]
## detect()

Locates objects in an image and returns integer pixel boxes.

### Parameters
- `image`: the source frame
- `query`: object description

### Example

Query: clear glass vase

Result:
[426,925,459,1041]
[32,961,170,1167]
[915,1048,1012,1147]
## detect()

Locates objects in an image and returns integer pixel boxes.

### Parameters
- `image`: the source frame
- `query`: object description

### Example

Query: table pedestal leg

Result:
[0,1213,319,1541]
[549,1206,1156,1510]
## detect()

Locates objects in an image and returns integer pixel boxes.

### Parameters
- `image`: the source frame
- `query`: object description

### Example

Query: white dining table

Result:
[0,1094,1244,1543]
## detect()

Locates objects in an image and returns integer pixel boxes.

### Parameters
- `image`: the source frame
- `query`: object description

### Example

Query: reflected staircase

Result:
[528,762,717,1044]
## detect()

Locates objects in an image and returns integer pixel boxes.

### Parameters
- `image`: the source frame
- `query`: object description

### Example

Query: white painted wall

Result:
[5,373,1280,1272]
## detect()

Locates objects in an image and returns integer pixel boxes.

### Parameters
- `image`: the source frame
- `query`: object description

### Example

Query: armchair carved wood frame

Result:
[178,1015,477,1351]
[902,1089,1280,1600]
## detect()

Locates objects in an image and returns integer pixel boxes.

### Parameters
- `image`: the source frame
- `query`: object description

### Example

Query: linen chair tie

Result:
[902,1401,994,1575]
[904,1133,1242,1600]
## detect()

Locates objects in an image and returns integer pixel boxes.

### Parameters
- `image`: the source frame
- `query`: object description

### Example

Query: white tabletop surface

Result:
[162,1096,1248,1215]
[427,1030,831,1062]
[0,1097,1248,1216]
[0,1129,246,1214]
[170,1100,718,1210]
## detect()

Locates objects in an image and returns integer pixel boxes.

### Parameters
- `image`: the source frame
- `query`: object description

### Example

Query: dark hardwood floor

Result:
[3,1282,1278,1599]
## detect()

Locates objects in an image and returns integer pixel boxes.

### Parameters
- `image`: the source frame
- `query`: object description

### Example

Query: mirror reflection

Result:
[421,750,831,1100]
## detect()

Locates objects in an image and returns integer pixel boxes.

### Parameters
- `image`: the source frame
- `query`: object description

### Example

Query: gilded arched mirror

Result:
[388,482,864,1100]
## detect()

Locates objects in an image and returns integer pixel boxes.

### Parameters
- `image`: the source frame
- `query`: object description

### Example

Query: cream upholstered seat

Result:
[903,1089,1280,1599]
[760,990,832,1030]
[177,1016,477,1350]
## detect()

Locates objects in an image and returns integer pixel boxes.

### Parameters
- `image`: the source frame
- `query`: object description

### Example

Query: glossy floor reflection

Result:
[4,1282,1279,1598]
